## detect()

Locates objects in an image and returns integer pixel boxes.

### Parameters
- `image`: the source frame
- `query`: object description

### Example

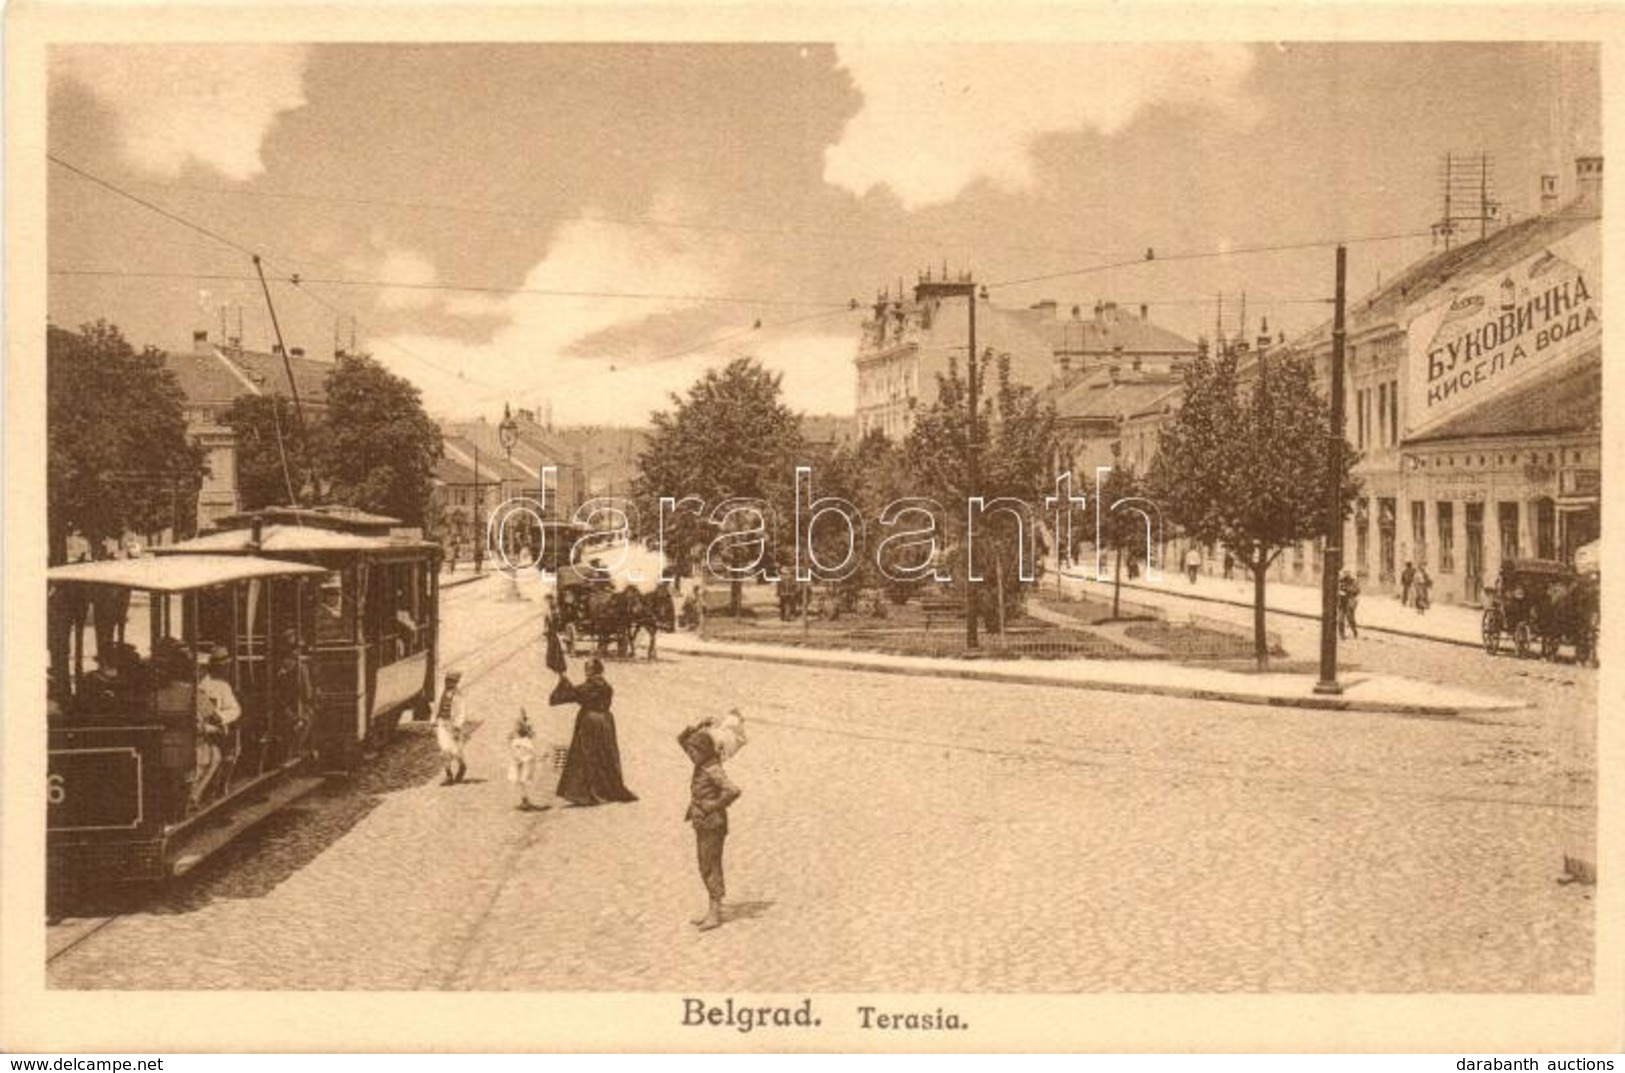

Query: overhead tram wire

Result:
[984,229,1436,290]
[110,175,1119,260]
[46,155,855,396]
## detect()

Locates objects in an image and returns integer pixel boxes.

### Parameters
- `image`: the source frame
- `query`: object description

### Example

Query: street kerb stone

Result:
[660,632,1522,718]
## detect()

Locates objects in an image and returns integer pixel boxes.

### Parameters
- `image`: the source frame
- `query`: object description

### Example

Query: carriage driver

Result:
[191,646,242,811]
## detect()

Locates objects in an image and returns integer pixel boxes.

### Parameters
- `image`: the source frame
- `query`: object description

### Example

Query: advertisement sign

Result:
[1405,222,1600,437]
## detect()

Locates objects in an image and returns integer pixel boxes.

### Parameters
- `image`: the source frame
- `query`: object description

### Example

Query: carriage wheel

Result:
[1513,623,1532,659]
[1481,610,1501,655]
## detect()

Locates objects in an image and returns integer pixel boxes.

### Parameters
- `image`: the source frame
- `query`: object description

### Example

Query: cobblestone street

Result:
[48,580,1594,992]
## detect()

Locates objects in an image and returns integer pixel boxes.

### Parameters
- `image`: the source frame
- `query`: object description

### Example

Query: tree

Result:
[319,354,443,527]
[1148,346,1359,669]
[220,393,313,511]
[633,357,804,613]
[47,322,206,563]
[808,429,912,613]
[1095,461,1150,621]
[903,352,1058,631]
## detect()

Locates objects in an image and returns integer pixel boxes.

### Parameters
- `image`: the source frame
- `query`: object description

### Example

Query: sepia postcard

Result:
[3,3,1622,1054]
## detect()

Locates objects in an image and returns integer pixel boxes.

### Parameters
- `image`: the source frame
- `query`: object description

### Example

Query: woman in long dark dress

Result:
[550,657,638,805]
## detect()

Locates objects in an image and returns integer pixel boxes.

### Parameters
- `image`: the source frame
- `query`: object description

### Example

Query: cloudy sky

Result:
[47,42,1598,424]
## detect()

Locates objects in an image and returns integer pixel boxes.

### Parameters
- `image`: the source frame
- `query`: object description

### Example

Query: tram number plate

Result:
[47,748,144,830]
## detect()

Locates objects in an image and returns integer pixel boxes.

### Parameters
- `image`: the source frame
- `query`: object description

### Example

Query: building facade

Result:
[163,330,333,529]
[855,271,1197,442]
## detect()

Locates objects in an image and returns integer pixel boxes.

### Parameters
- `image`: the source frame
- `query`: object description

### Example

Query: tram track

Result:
[47,598,551,970]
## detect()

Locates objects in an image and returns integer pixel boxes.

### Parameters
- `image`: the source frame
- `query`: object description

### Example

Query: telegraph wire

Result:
[108,175,1119,260]
[48,268,1336,310]
[985,229,1435,290]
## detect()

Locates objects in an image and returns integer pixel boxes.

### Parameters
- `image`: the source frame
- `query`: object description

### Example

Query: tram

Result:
[157,507,442,768]
[47,506,440,887]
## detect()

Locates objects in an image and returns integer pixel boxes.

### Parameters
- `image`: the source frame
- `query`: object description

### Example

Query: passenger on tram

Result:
[273,629,315,764]
[152,639,198,813]
[85,642,148,709]
[191,646,242,811]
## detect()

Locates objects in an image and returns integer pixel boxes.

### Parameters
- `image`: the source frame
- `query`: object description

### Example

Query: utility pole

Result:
[1315,245,1348,694]
[964,283,980,650]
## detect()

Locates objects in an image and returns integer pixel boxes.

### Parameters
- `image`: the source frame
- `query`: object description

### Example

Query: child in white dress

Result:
[508,708,538,810]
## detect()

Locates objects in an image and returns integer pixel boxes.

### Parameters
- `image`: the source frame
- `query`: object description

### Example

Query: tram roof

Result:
[49,555,326,592]
[160,525,432,554]
[210,506,403,534]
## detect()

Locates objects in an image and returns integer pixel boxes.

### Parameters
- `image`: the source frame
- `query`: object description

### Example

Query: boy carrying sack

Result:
[679,710,746,931]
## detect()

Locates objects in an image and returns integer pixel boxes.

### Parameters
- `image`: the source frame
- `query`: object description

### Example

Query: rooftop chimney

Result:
[192,330,211,356]
[1540,173,1560,214]
[272,344,285,357]
[1031,299,1057,318]
[1575,155,1602,213]
[1071,304,1082,319]
[289,346,305,359]
[1139,303,1148,321]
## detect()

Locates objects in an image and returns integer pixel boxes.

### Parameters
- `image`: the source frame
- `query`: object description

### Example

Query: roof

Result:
[1406,347,1601,444]
[159,525,421,554]
[440,435,534,483]
[50,555,325,591]
[1047,306,1199,356]
[163,343,333,409]
[1049,367,1184,423]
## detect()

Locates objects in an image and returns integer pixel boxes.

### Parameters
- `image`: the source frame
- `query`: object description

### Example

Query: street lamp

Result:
[498,403,523,600]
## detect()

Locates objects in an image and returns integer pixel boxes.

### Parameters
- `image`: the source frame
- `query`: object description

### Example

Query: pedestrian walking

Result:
[1184,546,1202,584]
[1223,549,1235,580]
[1413,565,1433,614]
[433,670,467,785]
[679,711,746,932]
[1399,561,1416,606]
[508,708,539,810]
[1337,569,1361,640]
[447,539,461,574]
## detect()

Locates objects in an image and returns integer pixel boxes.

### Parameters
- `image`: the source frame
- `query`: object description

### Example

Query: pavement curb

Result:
[1062,574,1484,650]
[668,640,1515,718]
[441,572,492,591]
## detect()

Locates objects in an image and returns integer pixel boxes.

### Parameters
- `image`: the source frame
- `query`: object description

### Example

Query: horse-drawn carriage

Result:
[544,527,675,659]
[1481,557,1599,664]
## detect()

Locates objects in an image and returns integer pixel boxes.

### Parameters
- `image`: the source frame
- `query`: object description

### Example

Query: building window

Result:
[1410,501,1427,570]
[1355,498,1370,578]
[1378,497,1397,582]
[1535,498,1556,560]
[1437,501,1454,573]
[1377,382,1388,446]
[1498,501,1520,562]
[1388,378,1399,445]
[1356,389,1367,449]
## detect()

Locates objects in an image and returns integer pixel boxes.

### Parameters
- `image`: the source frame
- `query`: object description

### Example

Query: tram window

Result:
[314,572,354,646]
[380,563,425,663]
[49,583,196,720]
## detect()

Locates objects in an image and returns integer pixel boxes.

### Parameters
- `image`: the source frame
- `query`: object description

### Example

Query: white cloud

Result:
[54,44,310,180]
[372,207,748,425]
[346,245,440,310]
[825,43,1257,209]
